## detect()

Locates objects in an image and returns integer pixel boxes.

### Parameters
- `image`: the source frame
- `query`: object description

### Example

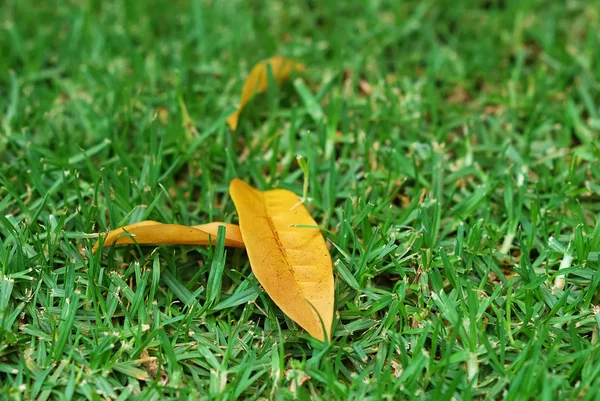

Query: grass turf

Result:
[1,0,600,399]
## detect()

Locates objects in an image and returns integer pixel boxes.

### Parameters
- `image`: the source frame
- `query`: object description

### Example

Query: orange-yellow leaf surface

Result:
[92,221,244,253]
[227,57,305,131]
[229,178,334,341]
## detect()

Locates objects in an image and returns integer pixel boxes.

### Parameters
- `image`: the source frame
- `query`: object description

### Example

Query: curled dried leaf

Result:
[227,57,305,131]
[92,221,244,253]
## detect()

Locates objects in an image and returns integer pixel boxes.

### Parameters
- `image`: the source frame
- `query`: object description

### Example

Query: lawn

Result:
[1,0,600,399]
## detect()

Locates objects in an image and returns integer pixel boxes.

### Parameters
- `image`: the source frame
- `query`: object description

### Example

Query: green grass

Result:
[1,0,600,399]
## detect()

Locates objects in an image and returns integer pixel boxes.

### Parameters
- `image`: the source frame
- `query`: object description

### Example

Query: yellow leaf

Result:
[92,221,244,253]
[227,57,305,131]
[229,178,334,341]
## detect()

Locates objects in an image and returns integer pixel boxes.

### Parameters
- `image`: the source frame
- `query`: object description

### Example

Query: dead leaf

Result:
[447,85,471,104]
[286,369,311,396]
[139,349,167,382]
[358,79,372,97]
[157,107,169,124]
[229,178,334,341]
[93,179,335,342]
[227,57,305,131]
[93,221,244,253]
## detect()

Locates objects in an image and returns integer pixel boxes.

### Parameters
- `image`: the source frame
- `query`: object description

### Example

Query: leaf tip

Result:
[226,111,239,131]
[229,178,250,195]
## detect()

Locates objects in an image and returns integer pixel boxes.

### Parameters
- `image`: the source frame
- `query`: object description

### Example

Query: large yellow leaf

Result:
[93,221,244,253]
[227,57,305,131]
[229,178,334,341]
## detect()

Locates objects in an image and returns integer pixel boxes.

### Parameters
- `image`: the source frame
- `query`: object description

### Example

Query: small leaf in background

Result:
[227,57,305,131]
[93,221,244,252]
[229,178,334,341]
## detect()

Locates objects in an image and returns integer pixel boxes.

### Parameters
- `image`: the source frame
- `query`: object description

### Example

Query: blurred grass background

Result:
[1,0,600,399]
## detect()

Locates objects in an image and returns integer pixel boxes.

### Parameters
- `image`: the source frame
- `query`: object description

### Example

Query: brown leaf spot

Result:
[359,80,372,97]
[447,85,471,104]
